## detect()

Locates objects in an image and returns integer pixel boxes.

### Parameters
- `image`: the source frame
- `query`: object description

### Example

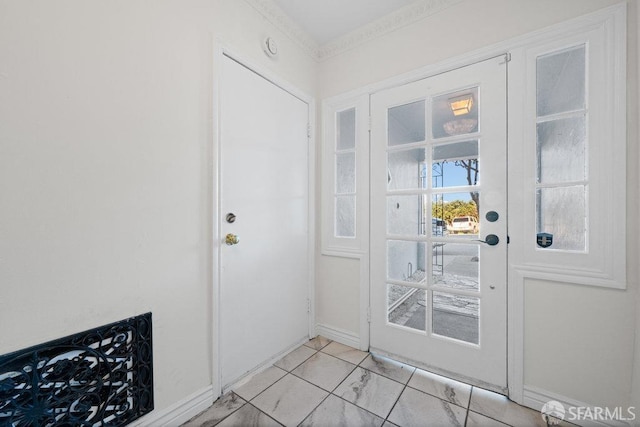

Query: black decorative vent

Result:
[0,313,153,426]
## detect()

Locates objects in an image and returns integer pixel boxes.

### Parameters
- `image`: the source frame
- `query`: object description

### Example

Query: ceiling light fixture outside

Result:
[449,94,474,116]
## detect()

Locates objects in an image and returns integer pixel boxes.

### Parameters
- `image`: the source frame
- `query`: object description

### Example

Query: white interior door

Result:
[370,56,508,389]
[219,55,310,388]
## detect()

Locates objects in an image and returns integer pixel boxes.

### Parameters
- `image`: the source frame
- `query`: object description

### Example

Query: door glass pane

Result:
[432,87,478,139]
[536,186,586,251]
[537,45,586,117]
[337,108,356,150]
[537,116,586,183]
[388,100,425,146]
[432,193,479,236]
[387,195,425,236]
[432,292,479,344]
[335,195,355,237]
[388,284,426,332]
[387,240,426,282]
[387,148,428,190]
[433,140,479,188]
[432,244,479,291]
[336,152,356,193]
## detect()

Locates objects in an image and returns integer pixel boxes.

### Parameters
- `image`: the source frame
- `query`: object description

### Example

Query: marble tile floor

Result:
[183,337,556,427]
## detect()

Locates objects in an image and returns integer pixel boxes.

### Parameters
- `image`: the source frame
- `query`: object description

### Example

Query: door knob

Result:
[225,233,239,245]
[477,234,499,246]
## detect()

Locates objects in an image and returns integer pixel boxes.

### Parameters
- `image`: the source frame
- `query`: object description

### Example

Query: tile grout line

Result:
[219,341,519,427]
[205,393,248,427]
[244,403,284,427]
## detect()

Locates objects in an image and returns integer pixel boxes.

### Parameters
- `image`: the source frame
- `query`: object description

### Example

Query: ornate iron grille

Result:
[0,313,153,426]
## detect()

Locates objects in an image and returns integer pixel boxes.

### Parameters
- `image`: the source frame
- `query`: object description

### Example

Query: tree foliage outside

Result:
[432,199,478,224]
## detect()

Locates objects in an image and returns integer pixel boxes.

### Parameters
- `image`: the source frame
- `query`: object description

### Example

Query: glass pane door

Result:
[370,56,508,389]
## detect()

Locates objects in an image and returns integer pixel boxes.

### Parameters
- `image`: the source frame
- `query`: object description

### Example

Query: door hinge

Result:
[366,307,371,323]
[307,299,311,313]
[368,116,372,132]
[307,124,311,139]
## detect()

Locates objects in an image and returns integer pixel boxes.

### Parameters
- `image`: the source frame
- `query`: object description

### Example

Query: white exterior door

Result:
[370,56,508,389]
[219,55,310,389]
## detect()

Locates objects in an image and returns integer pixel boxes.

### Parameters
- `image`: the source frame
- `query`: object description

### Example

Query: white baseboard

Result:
[222,336,308,393]
[315,323,360,349]
[524,386,633,427]
[132,385,216,427]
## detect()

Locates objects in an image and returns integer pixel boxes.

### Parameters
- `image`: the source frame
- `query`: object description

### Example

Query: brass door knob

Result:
[225,233,239,245]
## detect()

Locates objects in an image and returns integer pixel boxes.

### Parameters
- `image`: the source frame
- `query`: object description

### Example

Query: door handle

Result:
[225,233,239,246]
[476,234,499,246]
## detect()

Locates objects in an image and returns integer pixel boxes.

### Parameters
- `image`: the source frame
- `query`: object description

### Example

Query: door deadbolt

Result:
[226,213,236,223]
[485,211,499,222]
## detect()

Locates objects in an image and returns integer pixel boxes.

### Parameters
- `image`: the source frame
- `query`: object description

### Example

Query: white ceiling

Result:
[272,0,416,45]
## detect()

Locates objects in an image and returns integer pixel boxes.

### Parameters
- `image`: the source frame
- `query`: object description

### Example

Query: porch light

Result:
[449,94,474,116]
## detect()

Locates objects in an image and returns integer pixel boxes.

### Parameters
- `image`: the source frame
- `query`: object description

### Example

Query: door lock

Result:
[225,233,239,245]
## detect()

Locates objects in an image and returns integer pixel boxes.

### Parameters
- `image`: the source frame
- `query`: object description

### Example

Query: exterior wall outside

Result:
[316,0,638,410]
[0,0,316,414]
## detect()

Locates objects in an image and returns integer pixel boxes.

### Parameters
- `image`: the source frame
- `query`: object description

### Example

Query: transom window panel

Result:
[535,44,587,252]
[335,108,356,238]
[512,7,626,289]
[322,94,369,255]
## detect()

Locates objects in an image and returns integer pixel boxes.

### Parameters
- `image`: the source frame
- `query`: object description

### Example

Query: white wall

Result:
[316,0,638,410]
[0,0,315,416]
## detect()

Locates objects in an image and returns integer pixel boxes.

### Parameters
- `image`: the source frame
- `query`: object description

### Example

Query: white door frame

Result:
[211,42,316,398]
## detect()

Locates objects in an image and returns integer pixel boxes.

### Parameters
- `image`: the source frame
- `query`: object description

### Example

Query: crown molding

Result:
[317,0,465,60]
[243,0,320,58]
[244,0,464,62]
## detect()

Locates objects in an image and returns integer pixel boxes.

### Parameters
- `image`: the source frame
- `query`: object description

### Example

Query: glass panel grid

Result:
[432,291,479,344]
[335,195,355,238]
[334,108,357,239]
[432,87,479,140]
[385,93,484,343]
[535,44,588,253]
[388,284,426,332]
[536,45,586,117]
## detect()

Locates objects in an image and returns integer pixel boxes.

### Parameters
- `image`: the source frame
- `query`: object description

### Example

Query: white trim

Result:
[308,98,318,341]
[523,386,632,427]
[358,251,370,352]
[321,94,370,254]
[243,0,465,62]
[316,0,465,60]
[315,323,360,349]
[321,249,366,259]
[243,0,319,59]
[317,250,370,352]
[131,386,215,427]
[222,336,308,394]
[322,4,625,102]
[509,5,627,289]
[212,40,316,397]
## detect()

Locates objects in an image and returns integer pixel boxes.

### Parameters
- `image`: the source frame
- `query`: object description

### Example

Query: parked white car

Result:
[450,216,479,234]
